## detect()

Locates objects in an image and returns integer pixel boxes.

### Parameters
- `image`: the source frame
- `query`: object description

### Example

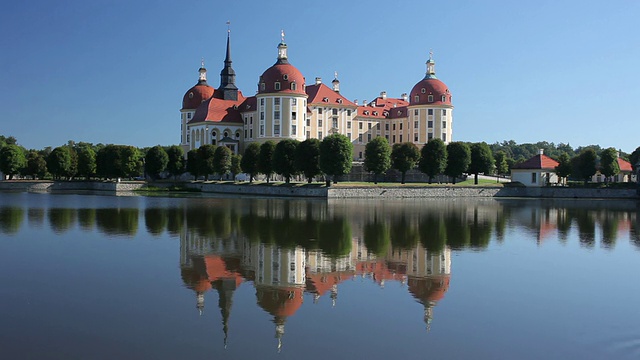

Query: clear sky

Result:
[1,0,638,152]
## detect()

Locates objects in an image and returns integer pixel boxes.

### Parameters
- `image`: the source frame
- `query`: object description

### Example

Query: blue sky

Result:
[1,0,638,152]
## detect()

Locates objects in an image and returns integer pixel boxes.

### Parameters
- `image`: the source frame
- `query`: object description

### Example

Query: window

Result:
[274,98,280,106]
[385,124,389,131]
[274,124,280,135]
[367,134,371,142]
[244,117,247,125]
[358,134,363,142]
[306,131,310,139]
[428,133,433,140]
[347,110,351,116]
[224,131,228,137]
[421,88,426,94]
[260,83,265,91]
[186,134,190,143]
[236,132,240,138]
[359,122,363,130]
[442,95,446,102]
[392,135,396,142]
[260,112,265,120]
[318,108,323,114]
[332,118,338,128]
[250,116,253,124]
[332,108,338,115]
[250,129,253,138]
[414,95,419,102]
[291,82,297,91]
[260,98,265,106]
[400,123,403,130]
[428,95,433,102]
[260,125,264,136]
[442,133,447,142]
[414,109,419,116]
[385,135,389,140]
[292,98,297,106]
[292,124,297,135]
[428,109,433,115]
[306,118,310,126]
[414,121,419,129]
[442,121,446,128]
[283,74,288,80]
[359,152,363,159]
[188,92,194,99]
[318,131,323,140]
[414,134,418,142]
[368,123,372,129]
[393,124,396,131]
[275,82,281,90]
[442,109,447,116]
[376,123,380,130]
[274,111,280,120]
[187,113,191,119]
[292,112,297,120]
[347,132,351,139]
[400,135,403,142]
[428,120,433,128]
[318,119,323,127]
[531,172,537,184]
[347,121,351,129]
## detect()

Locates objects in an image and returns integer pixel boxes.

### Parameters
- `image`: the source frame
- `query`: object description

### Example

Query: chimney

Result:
[401,93,408,101]
[354,99,358,105]
[380,91,387,99]
[539,149,544,155]
[363,99,367,106]
[315,77,322,85]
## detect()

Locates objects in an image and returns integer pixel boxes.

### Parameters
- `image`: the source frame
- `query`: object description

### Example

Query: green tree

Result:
[0,135,18,148]
[121,146,143,179]
[76,145,97,179]
[166,145,185,179]
[230,154,242,180]
[555,153,572,185]
[295,139,322,183]
[493,150,509,181]
[600,147,620,183]
[630,146,640,173]
[444,142,471,184]
[241,142,261,183]
[419,138,447,184]
[572,148,597,185]
[197,144,217,181]
[186,149,199,180]
[145,145,169,180]
[213,146,232,180]
[273,139,299,184]
[364,136,391,184]
[468,142,495,185]
[319,134,353,186]
[391,142,420,184]
[258,141,276,183]
[47,146,75,180]
[25,150,47,179]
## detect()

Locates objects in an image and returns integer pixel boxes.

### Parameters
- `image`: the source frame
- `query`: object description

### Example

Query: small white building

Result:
[511,150,559,187]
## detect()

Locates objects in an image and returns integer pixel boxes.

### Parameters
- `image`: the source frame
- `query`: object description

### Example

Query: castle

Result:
[180,30,453,159]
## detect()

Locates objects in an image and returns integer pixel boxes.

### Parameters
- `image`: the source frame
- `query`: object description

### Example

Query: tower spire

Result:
[198,58,208,84]
[276,30,289,64]
[219,23,238,100]
[425,49,437,79]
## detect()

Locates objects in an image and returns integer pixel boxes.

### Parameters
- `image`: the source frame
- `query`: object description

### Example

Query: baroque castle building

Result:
[180,30,453,159]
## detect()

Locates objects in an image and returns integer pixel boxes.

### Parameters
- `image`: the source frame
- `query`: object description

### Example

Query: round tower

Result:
[181,60,214,154]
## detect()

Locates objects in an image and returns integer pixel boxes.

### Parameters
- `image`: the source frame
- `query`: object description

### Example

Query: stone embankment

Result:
[0,181,145,192]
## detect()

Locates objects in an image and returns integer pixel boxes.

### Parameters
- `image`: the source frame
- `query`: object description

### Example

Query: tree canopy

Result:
[0,145,26,179]
[419,138,447,183]
[295,139,322,183]
[145,145,169,180]
[391,142,420,184]
[599,147,620,181]
[273,139,299,183]
[213,146,232,179]
[258,141,276,183]
[241,142,261,183]
[166,145,185,179]
[197,144,217,181]
[572,148,597,185]
[47,146,76,180]
[468,142,494,184]
[319,134,353,186]
[364,136,391,184]
[186,149,199,180]
[444,142,470,184]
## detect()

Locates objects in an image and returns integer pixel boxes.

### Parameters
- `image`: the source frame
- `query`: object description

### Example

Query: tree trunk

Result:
[374,173,378,184]
[451,176,456,184]
[474,173,479,185]
[428,175,433,184]
[286,176,290,184]
[401,172,406,184]
[325,179,331,187]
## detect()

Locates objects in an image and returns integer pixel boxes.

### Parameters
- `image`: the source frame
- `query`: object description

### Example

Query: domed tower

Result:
[181,60,215,153]
[407,51,453,145]
[252,31,308,144]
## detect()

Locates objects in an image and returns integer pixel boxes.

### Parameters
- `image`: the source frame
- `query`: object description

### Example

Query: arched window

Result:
[260,83,265,91]
[441,95,446,102]
[428,95,434,102]
[291,82,296,90]
[275,82,281,90]
[414,95,419,102]
[224,131,229,137]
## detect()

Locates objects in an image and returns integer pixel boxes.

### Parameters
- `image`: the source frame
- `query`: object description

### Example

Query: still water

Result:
[1,191,639,359]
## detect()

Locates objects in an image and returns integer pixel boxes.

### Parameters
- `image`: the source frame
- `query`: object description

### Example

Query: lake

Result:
[1,191,639,359]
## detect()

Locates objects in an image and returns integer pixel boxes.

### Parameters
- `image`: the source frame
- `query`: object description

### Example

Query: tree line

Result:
[1,134,639,185]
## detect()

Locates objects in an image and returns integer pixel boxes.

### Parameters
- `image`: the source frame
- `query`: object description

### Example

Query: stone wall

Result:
[0,181,145,192]
[327,186,500,198]
[188,183,328,197]
[496,187,638,199]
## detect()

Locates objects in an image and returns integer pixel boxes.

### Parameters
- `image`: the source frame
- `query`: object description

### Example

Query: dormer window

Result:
[373,111,378,116]
[428,95,434,102]
[414,95,419,102]
[246,104,251,109]
[188,92,194,99]
[275,82,281,90]
[441,95,446,102]
[383,111,388,117]
[291,82,297,91]
[364,111,369,115]
[283,74,289,80]
[397,110,402,115]
[323,97,329,102]
[421,88,426,94]
[337,98,342,104]
[260,83,265,91]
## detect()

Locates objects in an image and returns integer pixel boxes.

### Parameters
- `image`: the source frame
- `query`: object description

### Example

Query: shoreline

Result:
[0,180,638,199]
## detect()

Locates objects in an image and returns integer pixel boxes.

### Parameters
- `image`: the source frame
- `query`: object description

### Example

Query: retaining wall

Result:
[0,181,145,192]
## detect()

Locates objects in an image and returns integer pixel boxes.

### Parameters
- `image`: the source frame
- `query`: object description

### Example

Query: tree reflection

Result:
[96,208,139,237]
[364,216,391,256]
[419,213,446,253]
[48,208,76,234]
[27,208,45,228]
[0,207,24,235]
[145,208,168,236]
[77,208,96,231]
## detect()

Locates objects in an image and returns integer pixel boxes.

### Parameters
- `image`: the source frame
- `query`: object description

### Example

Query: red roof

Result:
[182,83,215,110]
[512,154,559,170]
[369,96,409,110]
[256,286,304,318]
[618,158,633,172]
[356,105,387,119]
[305,271,353,297]
[305,83,356,107]
[387,106,409,119]
[407,275,450,303]
[188,92,246,124]
[259,63,306,95]
[240,96,257,112]
[409,78,452,106]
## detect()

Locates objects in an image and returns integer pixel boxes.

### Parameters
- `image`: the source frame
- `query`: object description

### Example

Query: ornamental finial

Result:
[334,71,338,79]
[429,49,433,61]
[226,20,231,33]
[281,29,285,42]
[201,57,205,68]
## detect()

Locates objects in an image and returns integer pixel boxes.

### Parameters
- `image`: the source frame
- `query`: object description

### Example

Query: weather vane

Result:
[226,20,231,33]
[201,57,205,68]
[429,49,433,60]
[281,29,285,42]
[334,71,338,79]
